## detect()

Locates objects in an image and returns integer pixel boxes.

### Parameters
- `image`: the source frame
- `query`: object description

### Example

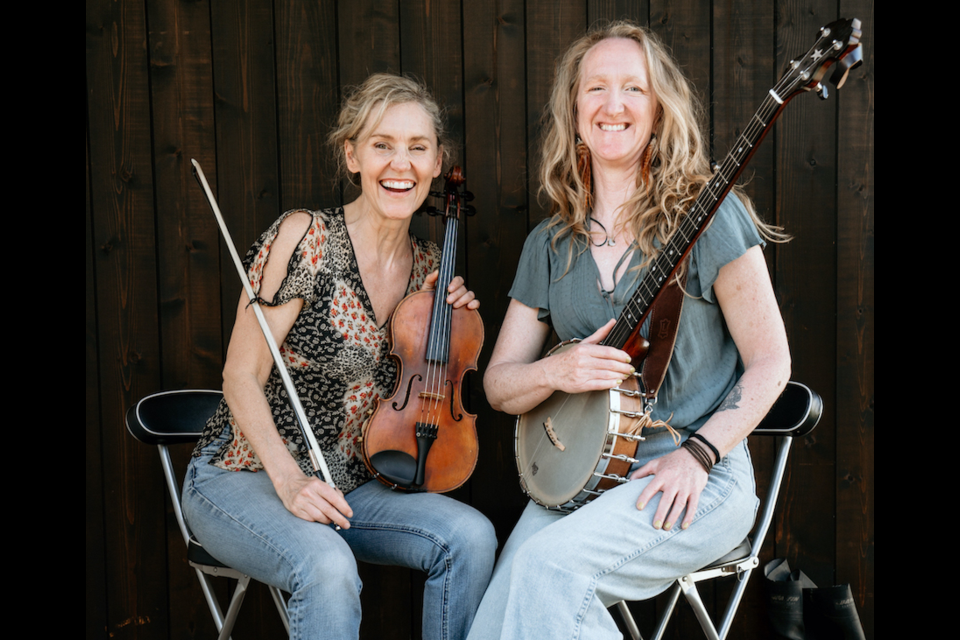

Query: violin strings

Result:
[420,205,460,428]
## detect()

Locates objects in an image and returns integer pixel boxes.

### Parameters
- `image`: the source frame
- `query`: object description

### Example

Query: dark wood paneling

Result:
[276,0,340,211]
[836,2,874,639]
[774,2,841,605]
[86,1,166,638]
[462,0,531,544]
[209,0,282,356]
[526,0,588,225]
[86,1,874,638]
[144,7,228,629]
[86,119,107,640]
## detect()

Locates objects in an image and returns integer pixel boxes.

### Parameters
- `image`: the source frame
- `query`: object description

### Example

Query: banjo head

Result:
[515,388,618,507]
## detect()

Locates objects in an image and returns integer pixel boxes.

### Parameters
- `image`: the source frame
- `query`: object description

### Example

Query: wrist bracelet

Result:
[682,439,713,474]
[688,432,720,464]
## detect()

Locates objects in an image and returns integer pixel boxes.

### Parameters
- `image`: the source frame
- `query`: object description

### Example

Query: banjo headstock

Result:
[778,18,863,102]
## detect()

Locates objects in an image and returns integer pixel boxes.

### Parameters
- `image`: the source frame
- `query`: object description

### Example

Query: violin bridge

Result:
[418,391,446,401]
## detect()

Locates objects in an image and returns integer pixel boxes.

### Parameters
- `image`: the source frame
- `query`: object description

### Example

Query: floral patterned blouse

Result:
[193,208,440,494]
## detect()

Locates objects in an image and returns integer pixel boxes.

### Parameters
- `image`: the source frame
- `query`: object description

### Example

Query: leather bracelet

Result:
[688,432,720,464]
[682,439,713,474]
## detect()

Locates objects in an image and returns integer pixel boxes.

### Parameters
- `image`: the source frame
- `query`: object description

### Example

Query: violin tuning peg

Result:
[464,205,477,216]
[462,190,475,202]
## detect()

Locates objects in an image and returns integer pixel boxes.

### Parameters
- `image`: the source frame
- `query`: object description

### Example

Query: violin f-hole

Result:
[393,374,423,411]
[446,379,463,422]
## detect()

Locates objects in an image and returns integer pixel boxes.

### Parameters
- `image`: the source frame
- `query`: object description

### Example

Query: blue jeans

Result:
[182,428,496,640]
[466,430,759,640]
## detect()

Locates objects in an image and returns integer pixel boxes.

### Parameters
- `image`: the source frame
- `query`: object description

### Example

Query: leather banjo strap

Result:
[640,265,688,399]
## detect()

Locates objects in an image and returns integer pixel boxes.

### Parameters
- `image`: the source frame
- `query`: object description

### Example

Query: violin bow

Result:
[191,159,337,490]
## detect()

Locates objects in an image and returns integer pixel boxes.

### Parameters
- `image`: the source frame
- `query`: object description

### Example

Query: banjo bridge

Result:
[542,417,566,451]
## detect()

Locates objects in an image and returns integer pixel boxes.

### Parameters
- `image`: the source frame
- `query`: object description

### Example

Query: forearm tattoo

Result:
[716,383,743,413]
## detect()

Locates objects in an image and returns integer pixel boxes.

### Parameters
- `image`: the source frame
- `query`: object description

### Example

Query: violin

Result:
[361,167,483,492]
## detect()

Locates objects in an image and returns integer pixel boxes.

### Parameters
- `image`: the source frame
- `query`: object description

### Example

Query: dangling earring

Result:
[641,113,663,191]
[576,137,593,211]
[640,133,657,191]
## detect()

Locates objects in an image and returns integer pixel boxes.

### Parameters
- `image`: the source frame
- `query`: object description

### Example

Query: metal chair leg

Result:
[716,567,754,639]
[648,582,682,640]
[195,569,228,635]
[679,576,720,640]
[269,586,290,634]
[217,575,251,640]
[616,600,643,640]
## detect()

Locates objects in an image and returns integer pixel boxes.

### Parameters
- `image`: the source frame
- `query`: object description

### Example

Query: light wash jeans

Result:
[182,427,496,640]
[466,430,759,640]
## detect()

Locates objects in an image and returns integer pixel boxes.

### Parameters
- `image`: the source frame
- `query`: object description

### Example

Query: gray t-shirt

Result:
[509,194,764,431]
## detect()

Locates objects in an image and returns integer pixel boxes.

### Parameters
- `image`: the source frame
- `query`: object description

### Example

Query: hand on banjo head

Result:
[545,319,634,395]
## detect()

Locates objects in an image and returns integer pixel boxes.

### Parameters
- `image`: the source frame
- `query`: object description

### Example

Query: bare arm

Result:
[221,212,353,529]
[483,300,635,415]
[631,245,791,529]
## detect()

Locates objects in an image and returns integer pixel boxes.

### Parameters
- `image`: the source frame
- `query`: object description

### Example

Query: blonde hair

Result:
[328,73,453,187]
[538,21,787,272]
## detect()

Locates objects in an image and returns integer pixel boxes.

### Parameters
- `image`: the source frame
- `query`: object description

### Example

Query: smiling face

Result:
[345,101,443,223]
[576,37,660,174]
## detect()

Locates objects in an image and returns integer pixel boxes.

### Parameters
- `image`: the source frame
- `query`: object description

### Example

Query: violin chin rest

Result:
[370,450,418,489]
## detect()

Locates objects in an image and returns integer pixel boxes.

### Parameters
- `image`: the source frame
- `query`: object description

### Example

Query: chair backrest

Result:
[753,381,822,438]
[125,389,224,547]
[126,389,224,445]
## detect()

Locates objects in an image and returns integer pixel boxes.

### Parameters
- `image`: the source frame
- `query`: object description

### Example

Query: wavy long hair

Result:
[538,21,787,275]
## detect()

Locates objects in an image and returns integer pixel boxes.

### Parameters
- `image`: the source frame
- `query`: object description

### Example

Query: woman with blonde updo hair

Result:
[469,21,791,639]
[182,73,495,640]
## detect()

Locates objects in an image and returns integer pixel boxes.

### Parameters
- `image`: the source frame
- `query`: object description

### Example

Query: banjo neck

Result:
[600,18,863,355]
[599,96,784,353]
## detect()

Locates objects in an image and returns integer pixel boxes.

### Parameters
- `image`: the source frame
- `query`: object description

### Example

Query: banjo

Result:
[515,18,863,512]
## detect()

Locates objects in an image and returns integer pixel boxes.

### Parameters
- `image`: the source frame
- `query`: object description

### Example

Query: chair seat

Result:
[702,538,752,571]
[187,536,229,569]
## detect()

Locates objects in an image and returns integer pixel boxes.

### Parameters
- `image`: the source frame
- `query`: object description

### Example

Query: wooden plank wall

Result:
[85,1,874,638]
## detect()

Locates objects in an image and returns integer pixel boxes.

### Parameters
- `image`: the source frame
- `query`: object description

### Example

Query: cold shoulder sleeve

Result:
[242,209,327,309]
[507,219,559,326]
[687,193,765,303]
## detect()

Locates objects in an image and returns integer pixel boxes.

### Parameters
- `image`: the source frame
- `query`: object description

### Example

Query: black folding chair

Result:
[613,381,823,640]
[125,389,290,640]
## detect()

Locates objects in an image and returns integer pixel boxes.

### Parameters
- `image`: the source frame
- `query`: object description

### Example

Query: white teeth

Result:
[599,124,627,131]
[381,180,415,189]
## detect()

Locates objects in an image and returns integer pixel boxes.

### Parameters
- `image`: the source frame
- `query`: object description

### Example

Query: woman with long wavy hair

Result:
[468,21,791,639]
